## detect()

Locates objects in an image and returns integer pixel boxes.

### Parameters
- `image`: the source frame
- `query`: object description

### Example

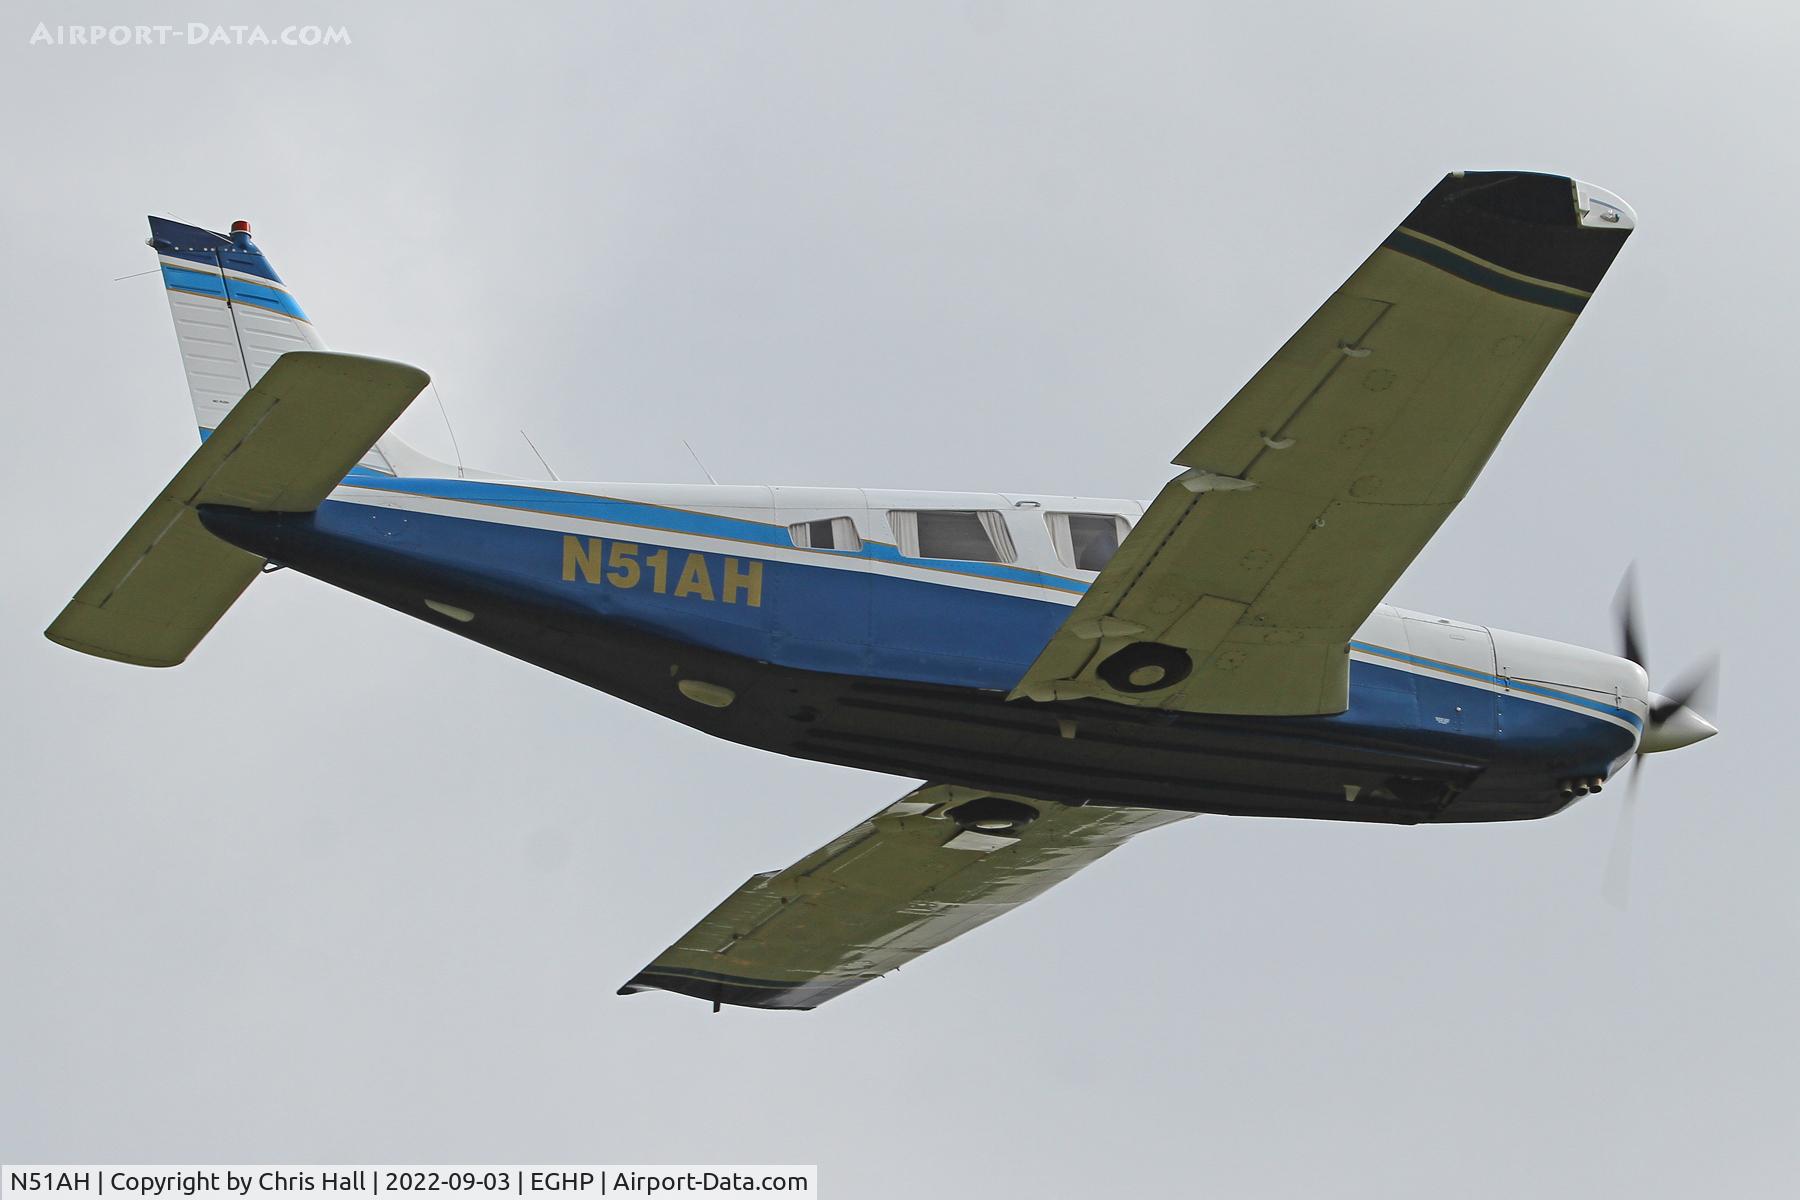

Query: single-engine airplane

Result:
[49,171,1717,1010]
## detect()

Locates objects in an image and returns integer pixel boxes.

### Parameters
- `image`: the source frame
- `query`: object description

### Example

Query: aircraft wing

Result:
[619,785,1190,1009]
[1012,171,1635,715]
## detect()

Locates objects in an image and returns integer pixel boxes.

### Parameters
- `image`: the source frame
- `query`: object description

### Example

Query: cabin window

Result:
[888,510,1016,563]
[1047,512,1132,571]
[789,517,862,552]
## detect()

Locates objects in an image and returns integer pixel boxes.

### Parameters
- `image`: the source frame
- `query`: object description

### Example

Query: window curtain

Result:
[788,521,813,549]
[829,517,862,551]
[888,511,920,558]
[976,510,1016,562]
[1046,513,1076,569]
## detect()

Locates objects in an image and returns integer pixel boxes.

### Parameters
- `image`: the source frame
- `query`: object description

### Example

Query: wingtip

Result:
[1573,179,1637,231]
[1398,170,1634,298]
[1436,170,1635,232]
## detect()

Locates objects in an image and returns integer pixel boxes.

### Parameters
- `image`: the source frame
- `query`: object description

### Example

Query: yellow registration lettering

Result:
[645,548,670,593]
[674,553,715,601]
[606,541,641,589]
[562,535,602,583]
[723,558,763,607]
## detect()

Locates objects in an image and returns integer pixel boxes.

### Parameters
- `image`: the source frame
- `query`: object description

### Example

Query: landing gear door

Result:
[1399,614,1498,739]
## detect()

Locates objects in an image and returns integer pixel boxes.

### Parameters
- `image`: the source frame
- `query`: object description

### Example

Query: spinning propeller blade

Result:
[1602,567,1719,908]
[1602,756,1642,909]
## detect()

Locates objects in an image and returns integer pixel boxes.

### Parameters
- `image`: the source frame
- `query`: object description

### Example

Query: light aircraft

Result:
[48,171,1717,1010]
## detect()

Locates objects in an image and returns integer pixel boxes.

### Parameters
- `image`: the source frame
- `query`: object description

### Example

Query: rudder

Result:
[149,218,461,477]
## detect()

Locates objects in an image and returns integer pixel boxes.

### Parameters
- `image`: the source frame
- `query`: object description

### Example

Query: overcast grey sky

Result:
[3,2,1794,1195]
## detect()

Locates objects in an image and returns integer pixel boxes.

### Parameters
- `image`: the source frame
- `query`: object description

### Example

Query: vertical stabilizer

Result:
[147,218,464,477]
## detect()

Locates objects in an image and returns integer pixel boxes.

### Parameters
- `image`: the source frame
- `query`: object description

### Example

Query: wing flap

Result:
[620,785,1191,1010]
[46,352,429,667]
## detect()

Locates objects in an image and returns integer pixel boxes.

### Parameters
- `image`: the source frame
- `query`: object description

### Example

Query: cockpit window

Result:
[789,517,862,552]
[1048,512,1132,571]
[889,510,1017,563]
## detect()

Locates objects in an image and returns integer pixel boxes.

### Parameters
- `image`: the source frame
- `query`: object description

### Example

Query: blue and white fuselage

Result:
[197,470,1649,825]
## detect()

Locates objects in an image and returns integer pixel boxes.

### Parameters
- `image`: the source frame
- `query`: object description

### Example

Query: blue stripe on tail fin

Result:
[147,217,412,477]
[148,217,329,438]
[146,217,480,481]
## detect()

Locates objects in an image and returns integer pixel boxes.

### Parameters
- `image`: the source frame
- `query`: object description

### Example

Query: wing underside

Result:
[620,785,1190,1009]
[1012,171,1634,716]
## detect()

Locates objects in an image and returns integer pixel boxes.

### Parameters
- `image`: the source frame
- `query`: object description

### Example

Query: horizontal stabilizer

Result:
[46,352,430,667]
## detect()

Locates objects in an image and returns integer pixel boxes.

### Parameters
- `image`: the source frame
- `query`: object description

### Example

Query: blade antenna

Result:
[520,430,560,481]
[683,438,719,485]
[431,381,466,479]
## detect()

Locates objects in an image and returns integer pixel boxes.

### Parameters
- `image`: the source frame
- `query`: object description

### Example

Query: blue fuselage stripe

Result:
[333,479,1640,732]
[341,477,1088,593]
[1350,640,1641,730]
[290,490,1640,768]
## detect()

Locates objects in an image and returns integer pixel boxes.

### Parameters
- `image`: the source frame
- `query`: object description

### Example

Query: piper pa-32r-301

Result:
[49,170,1717,1011]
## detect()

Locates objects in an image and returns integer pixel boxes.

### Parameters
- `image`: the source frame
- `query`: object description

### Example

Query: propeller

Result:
[1602,565,1719,908]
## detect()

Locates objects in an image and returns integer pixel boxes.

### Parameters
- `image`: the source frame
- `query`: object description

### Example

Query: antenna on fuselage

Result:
[683,438,719,485]
[430,381,466,479]
[520,429,560,481]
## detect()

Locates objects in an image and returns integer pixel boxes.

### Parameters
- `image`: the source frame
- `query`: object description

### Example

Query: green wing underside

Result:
[1011,171,1633,716]
[620,786,1190,1009]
